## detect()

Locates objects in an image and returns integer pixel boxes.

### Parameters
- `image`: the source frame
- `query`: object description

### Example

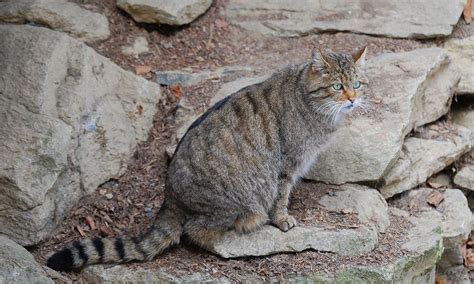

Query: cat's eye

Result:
[353,81,361,89]
[332,83,343,91]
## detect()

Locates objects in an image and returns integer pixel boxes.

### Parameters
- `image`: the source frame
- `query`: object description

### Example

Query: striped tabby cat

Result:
[47,47,368,271]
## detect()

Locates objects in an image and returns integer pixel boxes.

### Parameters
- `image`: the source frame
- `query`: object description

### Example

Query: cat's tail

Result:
[46,202,184,272]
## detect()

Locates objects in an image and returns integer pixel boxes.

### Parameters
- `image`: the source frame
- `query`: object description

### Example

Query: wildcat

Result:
[47,47,368,271]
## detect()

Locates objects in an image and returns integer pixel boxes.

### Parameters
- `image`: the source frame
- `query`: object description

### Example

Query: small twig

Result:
[206,24,214,49]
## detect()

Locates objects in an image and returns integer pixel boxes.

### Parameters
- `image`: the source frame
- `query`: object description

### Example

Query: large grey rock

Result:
[208,184,386,258]
[0,25,161,246]
[445,35,474,95]
[225,0,465,39]
[380,124,471,198]
[393,188,472,281]
[0,0,110,43]
[307,48,459,184]
[454,165,474,191]
[0,235,53,284]
[117,0,213,25]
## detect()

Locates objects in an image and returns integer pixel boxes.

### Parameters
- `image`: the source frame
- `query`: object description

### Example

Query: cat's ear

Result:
[312,49,333,72]
[352,46,367,66]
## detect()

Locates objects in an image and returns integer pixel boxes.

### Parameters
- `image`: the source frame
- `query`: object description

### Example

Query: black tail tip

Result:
[47,248,75,272]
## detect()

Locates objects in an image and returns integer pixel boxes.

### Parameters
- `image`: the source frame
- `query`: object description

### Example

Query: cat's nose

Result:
[348,98,355,103]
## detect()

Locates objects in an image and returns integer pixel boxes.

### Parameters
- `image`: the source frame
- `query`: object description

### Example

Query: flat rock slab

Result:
[307,48,459,184]
[0,235,53,283]
[445,35,474,95]
[380,123,471,198]
[224,0,465,39]
[208,184,387,258]
[117,0,213,25]
[0,24,161,245]
[0,0,110,43]
[210,225,378,258]
[454,165,474,191]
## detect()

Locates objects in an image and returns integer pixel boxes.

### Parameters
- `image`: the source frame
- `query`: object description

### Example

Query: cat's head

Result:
[305,47,368,123]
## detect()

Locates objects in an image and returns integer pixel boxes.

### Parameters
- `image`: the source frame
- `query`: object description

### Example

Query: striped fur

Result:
[47,47,368,271]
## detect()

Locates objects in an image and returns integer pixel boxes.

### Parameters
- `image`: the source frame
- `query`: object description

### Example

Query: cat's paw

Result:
[273,214,297,232]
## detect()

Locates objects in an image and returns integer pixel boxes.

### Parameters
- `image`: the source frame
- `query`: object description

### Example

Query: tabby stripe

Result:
[131,237,147,260]
[260,88,275,150]
[244,92,258,114]
[115,238,126,260]
[73,241,89,265]
[92,238,105,263]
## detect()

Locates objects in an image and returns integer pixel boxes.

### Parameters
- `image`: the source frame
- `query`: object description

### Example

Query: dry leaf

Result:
[435,275,448,284]
[135,65,152,75]
[171,84,182,100]
[427,191,444,207]
[85,215,96,230]
[464,0,472,24]
[427,181,444,189]
[463,236,474,270]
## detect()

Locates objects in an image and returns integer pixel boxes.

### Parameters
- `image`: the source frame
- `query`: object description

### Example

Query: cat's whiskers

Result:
[332,104,345,126]
[314,101,336,114]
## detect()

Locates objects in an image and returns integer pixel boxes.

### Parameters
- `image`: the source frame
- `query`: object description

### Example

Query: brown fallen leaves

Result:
[462,235,474,270]
[426,191,445,207]
[135,65,152,75]
[464,0,472,24]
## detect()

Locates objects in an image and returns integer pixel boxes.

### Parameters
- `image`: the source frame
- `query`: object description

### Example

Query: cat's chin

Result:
[340,105,357,114]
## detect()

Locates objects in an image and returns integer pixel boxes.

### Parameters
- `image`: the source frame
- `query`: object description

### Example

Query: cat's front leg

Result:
[270,179,297,232]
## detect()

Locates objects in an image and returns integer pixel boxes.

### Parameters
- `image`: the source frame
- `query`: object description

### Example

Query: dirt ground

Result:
[30,0,474,282]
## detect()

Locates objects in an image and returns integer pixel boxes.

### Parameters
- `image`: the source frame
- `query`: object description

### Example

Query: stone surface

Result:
[121,36,149,58]
[211,224,378,258]
[0,0,110,43]
[445,35,474,95]
[318,184,389,233]
[117,0,213,25]
[208,184,386,258]
[82,265,228,283]
[0,235,53,284]
[392,188,472,277]
[427,172,454,189]
[454,165,474,191]
[307,48,459,184]
[380,124,471,198]
[0,24,161,246]
[224,0,465,39]
[155,65,253,87]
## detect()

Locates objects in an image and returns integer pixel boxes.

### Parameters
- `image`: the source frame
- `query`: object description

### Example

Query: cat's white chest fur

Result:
[292,135,335,183]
